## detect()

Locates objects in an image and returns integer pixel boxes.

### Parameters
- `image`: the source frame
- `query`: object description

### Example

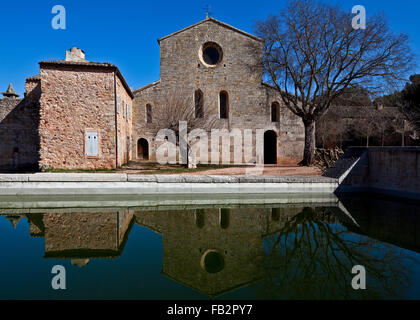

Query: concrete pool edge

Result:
[0,173,339,195]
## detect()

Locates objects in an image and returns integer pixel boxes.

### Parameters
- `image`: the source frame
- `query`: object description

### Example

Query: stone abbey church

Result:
[0,17,304,171]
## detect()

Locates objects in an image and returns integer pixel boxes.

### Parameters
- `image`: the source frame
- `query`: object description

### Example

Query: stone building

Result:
[0,17,305,171]
[0,47,133,171]
[0,82,40,171]
[133,17,304,165]
[38,47,134,170]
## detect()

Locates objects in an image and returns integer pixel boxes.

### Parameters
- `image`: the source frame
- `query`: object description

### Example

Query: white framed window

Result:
[86,131,99,157]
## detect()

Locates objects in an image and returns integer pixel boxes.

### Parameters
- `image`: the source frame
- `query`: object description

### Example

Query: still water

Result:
[0,193,419,300]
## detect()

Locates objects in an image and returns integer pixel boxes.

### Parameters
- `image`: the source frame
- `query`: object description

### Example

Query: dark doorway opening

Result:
[137,138,149,160]
[264,130,277,164]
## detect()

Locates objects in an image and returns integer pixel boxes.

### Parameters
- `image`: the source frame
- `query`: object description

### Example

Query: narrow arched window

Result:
[195,90,204,118]
[220,209,230,229]
[195,209,205,228]
[219,91,228,119]
[271,208,280,221]
[271,102,280,122]
[146,104,152,123]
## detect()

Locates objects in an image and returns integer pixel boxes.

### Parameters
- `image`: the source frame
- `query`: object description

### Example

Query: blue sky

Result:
[1,0,419,96]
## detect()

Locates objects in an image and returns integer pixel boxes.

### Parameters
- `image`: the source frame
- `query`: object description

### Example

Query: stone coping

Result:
[0,173,337,184]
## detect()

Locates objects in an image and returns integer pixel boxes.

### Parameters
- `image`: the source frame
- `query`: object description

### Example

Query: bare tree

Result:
[376,87,418,146]
[400,75,420,133]
[152,88,217,168]
[261,207,412,299]
[316,106,348,149]
[353,107,380,147]
[255,0,414,165]
[390,117,411,147]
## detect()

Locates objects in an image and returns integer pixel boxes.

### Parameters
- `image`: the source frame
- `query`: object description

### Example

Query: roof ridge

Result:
[157,17,263,43]
[133,80,161,94]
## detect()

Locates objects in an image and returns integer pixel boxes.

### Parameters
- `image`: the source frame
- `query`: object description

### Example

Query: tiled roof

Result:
[39,60,115,68]
[26,74,41,81]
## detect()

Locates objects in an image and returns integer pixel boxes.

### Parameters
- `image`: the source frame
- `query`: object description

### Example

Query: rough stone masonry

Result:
[0,17,304,171]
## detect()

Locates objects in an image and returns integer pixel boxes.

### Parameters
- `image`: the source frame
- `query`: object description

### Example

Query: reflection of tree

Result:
[258,207,414,299]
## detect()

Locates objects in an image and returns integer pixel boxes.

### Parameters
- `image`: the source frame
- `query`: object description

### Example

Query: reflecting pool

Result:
[0,193,419,299]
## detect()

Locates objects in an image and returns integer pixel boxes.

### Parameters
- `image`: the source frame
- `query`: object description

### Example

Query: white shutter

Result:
[116,96,120,113]
[86,131,99,156]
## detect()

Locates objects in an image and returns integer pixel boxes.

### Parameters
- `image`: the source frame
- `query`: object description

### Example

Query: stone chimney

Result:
[65,47,86,62]
[1,83,19,98]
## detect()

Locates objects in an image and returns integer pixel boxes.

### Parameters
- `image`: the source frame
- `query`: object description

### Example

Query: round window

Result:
[201,42,223,66]
[201,250,225,273]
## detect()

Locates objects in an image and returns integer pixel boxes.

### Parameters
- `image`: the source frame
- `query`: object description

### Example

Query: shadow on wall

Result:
[0,87,41,173]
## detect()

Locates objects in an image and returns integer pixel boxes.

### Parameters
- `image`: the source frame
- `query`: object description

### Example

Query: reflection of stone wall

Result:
[118,210,135,247]
[135,207,302,296]
[340,196,420,252]
[43,210,133,254]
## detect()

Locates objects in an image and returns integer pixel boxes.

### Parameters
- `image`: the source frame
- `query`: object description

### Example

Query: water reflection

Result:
[260,207,414,299]
[0,194,419,299]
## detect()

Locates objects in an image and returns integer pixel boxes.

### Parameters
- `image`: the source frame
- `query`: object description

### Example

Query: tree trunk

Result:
[299,120,316,166]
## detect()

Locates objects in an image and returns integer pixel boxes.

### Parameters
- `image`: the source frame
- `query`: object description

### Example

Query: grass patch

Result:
[44,164,230,174]
[130,164,231,175]
[45,168,116,173]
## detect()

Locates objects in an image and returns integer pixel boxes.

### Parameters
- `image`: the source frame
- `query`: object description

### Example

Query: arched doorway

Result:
[264,130,277,164]
[137,138,149,160]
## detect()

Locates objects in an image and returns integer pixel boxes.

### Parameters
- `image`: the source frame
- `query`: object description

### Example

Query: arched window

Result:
[219,91,229,119]
[195,90,204,118]
[220,209,230,229]
[195,209,205,228]
[271,208,280,221]
[271,102,280,122]
[146,104,152,123]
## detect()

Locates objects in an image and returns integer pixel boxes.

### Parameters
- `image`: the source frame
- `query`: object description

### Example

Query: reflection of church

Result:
[135,207,302,296]
[1,196,418,297]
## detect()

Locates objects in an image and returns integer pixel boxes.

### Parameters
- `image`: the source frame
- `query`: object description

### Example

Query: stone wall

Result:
[115,76,133,165]
[39,64,117,170]
[332,147,420,199]
[367,147,420,197]
[0,82,40,171]
[133,18,304,165]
